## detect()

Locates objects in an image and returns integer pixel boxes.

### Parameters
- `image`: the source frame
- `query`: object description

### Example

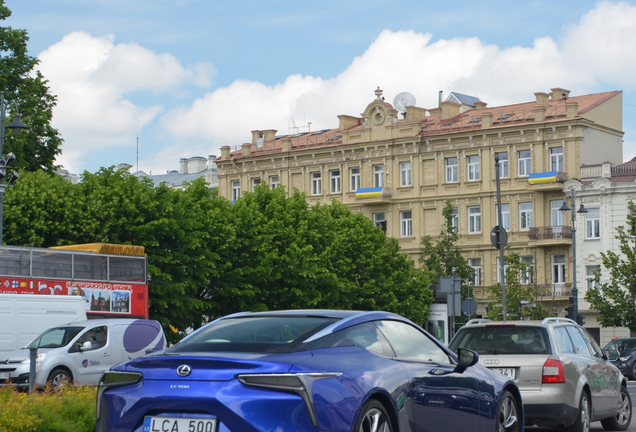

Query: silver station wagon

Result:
[449,317,632,432]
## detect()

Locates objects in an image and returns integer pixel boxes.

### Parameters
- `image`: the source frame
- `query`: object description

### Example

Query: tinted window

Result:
[307,322,395,357]
[378,320,451,364]
[168,316,338,354]
[449,326,550,355]
[554,327,575,354]
[564,326,592,356]
[579,328,603,358]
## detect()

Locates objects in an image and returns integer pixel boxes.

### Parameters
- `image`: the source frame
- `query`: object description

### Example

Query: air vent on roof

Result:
[497,114,513,120]
[275,135,288,140]
[442,120,458,126]
[311,129,331,136]
[469,118,482,123]
[292,132,309,138]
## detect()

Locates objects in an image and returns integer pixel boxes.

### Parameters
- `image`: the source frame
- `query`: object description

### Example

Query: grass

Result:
[0,384,96,432]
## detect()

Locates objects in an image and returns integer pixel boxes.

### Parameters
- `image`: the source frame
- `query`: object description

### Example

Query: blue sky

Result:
[6,0,636,175]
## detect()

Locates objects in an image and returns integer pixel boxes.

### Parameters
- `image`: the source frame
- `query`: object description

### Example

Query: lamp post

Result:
[0,91,28,244]
[559,188,588,323]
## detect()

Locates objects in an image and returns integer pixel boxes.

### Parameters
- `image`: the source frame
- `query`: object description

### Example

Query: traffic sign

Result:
[490,226,508,249]
[461,298,478,316]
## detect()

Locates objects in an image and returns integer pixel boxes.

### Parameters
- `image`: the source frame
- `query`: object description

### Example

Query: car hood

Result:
[115,351,314,381]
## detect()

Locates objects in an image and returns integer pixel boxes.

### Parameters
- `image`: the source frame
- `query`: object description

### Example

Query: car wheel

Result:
[496,390,520,432]
[632,363,636,381]
[354,399,393,432]
[565,391,591,432]
[600,386,632,431]
[47,368,72,388]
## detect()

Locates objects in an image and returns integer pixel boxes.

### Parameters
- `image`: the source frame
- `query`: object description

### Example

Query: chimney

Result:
[251,130,261,145]
[474,101,487,109]
[534,106,546,122]
[427,108,441,116]
[404,106,428,122]
[440,101,461,120]
[566,102,579,118]
[179,158,188,174]
[551,88,571,100]
[208,154,217,167]
[262,129,277,142]
[188,156,207,173]
[220,146,231,159]
[481,112,493,128]
[338,115,361,130]
[281,138,292,152]
[534,92,549,107]
[242,143,252,156]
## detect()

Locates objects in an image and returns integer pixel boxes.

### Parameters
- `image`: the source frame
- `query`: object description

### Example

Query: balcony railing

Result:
[528,226,572,240]
[534,283,572,299]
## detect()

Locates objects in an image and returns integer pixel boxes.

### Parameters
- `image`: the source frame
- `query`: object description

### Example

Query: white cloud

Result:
[35,31,215,170]
[163,0,636,156]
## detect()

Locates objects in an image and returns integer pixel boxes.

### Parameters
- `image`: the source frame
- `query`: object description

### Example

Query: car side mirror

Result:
[457,348,479,368]
[604,348,620,361]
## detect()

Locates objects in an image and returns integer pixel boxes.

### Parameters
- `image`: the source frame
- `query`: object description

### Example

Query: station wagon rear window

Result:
[449,326,551,355]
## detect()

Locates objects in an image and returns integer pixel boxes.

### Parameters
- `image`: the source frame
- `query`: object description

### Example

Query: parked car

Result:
[604,338,636,380]
[449,317,632,432]
[96,310,523,432]
[0,319,165,389]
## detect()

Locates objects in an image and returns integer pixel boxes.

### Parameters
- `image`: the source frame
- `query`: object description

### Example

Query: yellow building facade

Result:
[216,87,624,320]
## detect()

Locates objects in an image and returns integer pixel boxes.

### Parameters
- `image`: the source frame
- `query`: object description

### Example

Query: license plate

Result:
[143,416,217,432]
[490,368,516,379]
[0,372,9,380]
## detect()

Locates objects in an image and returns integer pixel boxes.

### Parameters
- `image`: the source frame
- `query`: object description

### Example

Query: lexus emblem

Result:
[177,365,191,377]
[483,359,500,366]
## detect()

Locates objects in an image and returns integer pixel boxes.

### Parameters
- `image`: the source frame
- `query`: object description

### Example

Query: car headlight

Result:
[21,353,47,363]
[619,356,629,362]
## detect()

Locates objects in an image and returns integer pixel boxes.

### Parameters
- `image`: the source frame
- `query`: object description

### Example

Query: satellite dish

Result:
[393,92,417,112]
[256,137,264,149]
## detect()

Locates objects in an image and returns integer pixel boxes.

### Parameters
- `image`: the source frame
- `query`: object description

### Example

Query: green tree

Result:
[486,249,551,321]
[585,201,636,333]
[1,1,63,172]
[420,201,475,320]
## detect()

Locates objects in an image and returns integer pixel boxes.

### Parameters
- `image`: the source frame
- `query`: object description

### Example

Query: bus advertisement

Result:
[0,243,149,319]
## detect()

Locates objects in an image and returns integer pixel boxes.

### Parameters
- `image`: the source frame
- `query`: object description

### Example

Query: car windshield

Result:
[607,339,636,352]
[167,316,340,354]
[449,326,550,355]
[26,326,85,349]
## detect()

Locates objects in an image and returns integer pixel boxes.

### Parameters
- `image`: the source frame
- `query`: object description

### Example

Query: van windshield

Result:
[26,326,85,349]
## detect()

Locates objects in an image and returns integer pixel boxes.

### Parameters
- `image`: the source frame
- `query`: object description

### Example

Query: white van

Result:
[0,318,166,389]
[0,294,88,354]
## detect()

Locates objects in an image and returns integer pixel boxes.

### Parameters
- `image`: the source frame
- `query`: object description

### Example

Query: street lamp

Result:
[0,91,28,244]
[559,188,588,324]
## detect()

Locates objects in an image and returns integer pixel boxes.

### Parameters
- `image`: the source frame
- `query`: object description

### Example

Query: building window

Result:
[521,256,533,285]
[400,211,412,237]
[468,258,482,286]
[373,212,386,232]
[400,161,412,186]
[552,254,566,284]
[467,155,480,181]
[311,172,322,195]
[586,265,600,291]
[518,150,531,177]
[550,147,563,172]
[519,202,533,230]
[350,167,360,192]
[330,170,341,193]
[496,204,510,230]
[252,178,261,191]
[497,257,509,283]
[468,206,481,233]
[496,152,508,178]
[585,208,600,239]
[231,180,241,201]
[450,207,459,233]
[269,175,279,189]
[551,200,566,226]
[445,157,458,183]
[374,165,384,188]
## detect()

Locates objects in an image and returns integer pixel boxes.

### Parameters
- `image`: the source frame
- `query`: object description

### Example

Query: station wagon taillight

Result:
[542,359,565,384]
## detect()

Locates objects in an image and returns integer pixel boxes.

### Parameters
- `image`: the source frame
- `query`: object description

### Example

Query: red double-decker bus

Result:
[0,243,149,319]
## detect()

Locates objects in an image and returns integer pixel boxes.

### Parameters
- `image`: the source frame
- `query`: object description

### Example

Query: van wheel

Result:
[47,368,72,388]
[600,386,632,431]
[565,392,590,432]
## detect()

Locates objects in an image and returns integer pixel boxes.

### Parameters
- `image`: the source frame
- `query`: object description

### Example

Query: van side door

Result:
[70,325,110,384]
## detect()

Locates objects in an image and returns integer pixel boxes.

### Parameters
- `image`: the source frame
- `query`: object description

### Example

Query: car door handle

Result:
[103,352,110,357]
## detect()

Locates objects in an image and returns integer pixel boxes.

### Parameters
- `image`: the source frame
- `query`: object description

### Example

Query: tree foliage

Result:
[485,249,551,321]
[585,201,636,333]
[4,172,434,341]
[0,1,62,172]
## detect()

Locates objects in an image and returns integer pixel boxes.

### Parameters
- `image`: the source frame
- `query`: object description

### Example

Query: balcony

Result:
[528,226,572,246]
[534,283,572,299]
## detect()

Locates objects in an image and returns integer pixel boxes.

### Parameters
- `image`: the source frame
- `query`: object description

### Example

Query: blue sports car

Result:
[96,310,523,432]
